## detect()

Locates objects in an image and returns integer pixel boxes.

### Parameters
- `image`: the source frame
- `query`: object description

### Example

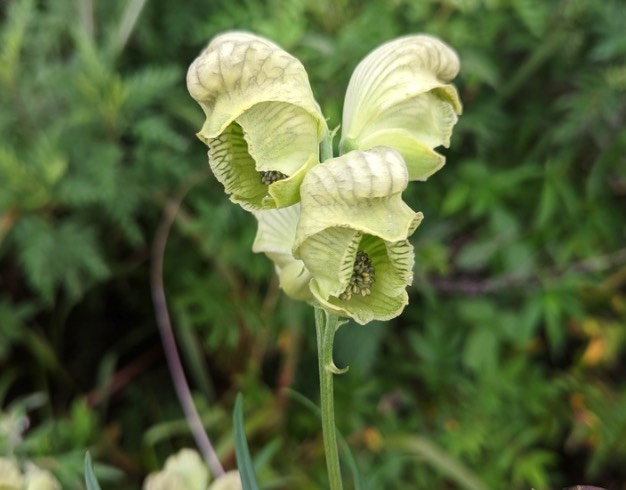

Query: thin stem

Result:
[315,307,344,490]
[150,173,224,477]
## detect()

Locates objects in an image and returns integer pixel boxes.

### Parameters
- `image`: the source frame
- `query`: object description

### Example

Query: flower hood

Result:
[340,35,462,181]
[187,31,328,210]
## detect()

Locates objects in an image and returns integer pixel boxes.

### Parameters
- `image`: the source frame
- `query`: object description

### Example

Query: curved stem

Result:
[151,173,224,477]
[315,307,344,490]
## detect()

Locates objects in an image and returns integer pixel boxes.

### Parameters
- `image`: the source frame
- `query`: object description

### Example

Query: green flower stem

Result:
[315,306,344,490]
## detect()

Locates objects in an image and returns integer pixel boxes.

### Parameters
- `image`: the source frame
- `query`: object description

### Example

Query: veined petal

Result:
[237,102,320,175]
[340,35,462,180]
[208,121,318,210]
[358,90,459,150]
[294,148,421,324]
[356,130,445,181]
[307,234,416,325]
[297,227,361,299]
[208,123,266,209]
[208,471,242,490]
[187,31,328,209]
[294,147,422,252]
[187,31,325,139]
[252,204,313,301]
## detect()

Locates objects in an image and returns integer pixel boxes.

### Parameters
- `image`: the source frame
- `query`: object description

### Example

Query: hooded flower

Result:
[293,147,423,325]
[340,35,462,181]
[252,203,313,302]
[187,31,328,210]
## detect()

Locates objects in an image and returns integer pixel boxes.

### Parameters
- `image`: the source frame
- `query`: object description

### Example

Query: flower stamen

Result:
[260,170,289,185]
[339,251,376,301]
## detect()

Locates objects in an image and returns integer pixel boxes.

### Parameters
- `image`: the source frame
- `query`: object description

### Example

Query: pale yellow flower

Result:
[341,35,462,181]
[187,31,328,210]
[294,147,422,324]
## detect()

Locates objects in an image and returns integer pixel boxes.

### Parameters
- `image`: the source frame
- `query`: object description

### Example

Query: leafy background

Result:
[1,0,625,488]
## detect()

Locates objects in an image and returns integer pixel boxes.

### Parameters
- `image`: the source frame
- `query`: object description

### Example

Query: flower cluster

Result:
[187,31,461,324]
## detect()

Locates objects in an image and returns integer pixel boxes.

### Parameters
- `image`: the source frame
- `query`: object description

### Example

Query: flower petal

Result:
[294,147,421,324]
[296,227,361,299]
[208,122,267,209]
[340,35,462,180]
[187,31,328,209]
[187,31,325,139]
[355,129,445,181]
[252,204,313,301]
[294,147,422,252]
[237,102,321,175]
[308,236,415,325]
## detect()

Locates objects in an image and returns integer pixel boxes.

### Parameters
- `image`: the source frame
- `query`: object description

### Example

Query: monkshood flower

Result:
[252,203,314,302]
[187,31,328,210]
[340,35,462,181]
[293,147,423,325]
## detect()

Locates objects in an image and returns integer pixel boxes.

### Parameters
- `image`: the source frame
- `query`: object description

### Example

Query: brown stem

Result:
[150,172,224,477]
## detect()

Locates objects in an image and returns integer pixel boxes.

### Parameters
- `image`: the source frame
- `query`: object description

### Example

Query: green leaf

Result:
[543,291,565,354]
[462,326,498,374]
[233,393,260,490]
[84,452,102,490]
[12,216,109,302]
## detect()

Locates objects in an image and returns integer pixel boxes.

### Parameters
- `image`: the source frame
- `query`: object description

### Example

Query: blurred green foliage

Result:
[1,0,625,488]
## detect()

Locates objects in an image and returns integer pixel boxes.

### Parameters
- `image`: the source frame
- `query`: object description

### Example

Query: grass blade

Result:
[233,393,260,490]
[84,452,102,490]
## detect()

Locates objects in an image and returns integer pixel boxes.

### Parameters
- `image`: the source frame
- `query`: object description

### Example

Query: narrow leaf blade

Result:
[84,452,102,490]
[233,393,260,490]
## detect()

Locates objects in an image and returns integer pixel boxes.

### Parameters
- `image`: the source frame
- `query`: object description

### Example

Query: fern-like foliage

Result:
[1,0,625,488]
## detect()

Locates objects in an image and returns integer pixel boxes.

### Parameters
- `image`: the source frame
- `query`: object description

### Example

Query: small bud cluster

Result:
[339,251,376,301]
[260,170,289,185]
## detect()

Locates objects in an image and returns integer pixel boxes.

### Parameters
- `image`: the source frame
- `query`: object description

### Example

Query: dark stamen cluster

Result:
[339,251,376,301]
[260,170,288,185]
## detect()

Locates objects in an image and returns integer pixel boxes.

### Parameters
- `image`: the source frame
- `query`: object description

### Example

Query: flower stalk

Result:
[315,306,344,490]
